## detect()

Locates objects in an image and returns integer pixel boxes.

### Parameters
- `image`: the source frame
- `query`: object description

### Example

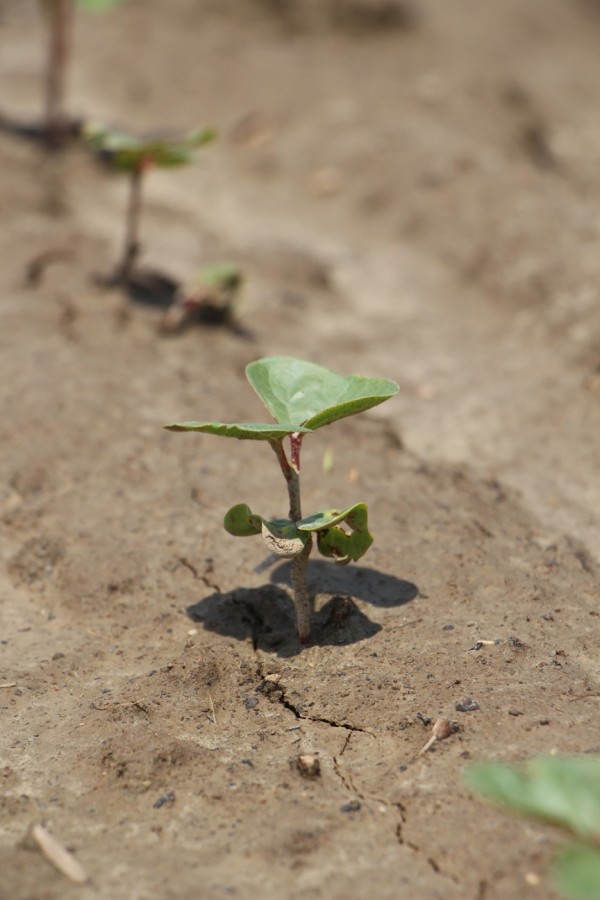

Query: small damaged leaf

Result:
[298,503,373,564]
[260,520,308,558]
[224,505,308,557]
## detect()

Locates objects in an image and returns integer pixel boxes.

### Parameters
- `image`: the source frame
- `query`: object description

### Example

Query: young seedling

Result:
[84,123,216,284]
[161,263,244,334]
[0,0,123,147]
[165,356,399,643]
[465,755,600,900]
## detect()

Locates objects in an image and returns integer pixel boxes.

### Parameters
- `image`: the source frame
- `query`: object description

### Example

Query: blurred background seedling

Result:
[84,123,216,291]
[160,263,245,335]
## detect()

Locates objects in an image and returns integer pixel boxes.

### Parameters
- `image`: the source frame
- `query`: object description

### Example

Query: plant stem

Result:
[116,164,144,282]
[270,437,312,643]
[44,0,74,147]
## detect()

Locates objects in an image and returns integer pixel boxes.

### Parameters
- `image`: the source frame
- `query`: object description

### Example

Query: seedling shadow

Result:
[95,266,253,337]
[186,585,382,658]
[270,559,419,608]
[186,564,417,657]
[0,113,82,150]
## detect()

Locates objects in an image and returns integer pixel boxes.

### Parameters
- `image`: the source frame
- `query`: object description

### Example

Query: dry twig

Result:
[31,823,89,884]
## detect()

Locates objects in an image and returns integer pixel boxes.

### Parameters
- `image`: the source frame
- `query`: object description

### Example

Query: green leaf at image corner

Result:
[553,844,600,900]
[163,421,312,441]
[245,357,398,430]
[464,756,600,841]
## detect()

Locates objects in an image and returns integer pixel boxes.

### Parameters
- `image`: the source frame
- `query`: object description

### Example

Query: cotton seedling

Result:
[84,123,216,284]
[161,263,243,334]
[165,356,399,643]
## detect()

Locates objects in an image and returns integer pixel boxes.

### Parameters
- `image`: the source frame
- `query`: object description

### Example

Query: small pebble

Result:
[153,792,175,809]
[340,800,361,813]
[456,697,480,712]
[243,694,259,710]
[293,754,320,778]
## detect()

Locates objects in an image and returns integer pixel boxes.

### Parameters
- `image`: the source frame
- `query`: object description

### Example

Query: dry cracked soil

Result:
[0,1,599,898]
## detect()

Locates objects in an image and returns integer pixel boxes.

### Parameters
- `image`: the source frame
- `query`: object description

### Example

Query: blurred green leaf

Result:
[465,756,600,841]
[164,421,311,441]
[76,0,123,10]
[84,123,216,171]
[245,357,399,430]
[197,263,242,292]
[554,844,600,900]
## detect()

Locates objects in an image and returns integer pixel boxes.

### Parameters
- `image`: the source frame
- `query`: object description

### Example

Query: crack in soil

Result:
[252,654,460,886]
[178,556,221,593]
[394,805,459,885]
[279,686,375,736]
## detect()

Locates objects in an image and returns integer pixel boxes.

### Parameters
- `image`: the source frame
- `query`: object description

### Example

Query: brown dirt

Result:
[1,1,599,898]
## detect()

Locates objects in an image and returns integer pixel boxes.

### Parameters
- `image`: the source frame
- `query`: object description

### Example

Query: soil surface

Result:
[1,1,599,898]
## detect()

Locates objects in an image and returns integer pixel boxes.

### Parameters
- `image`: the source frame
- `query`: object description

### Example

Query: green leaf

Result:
[554,845,600,900]
[76,0,123,10]
[297,502,373,564]
[260,519,309,558]
[224,503,262,537]
[223,504,308,557]
[197,264,242,292]
[465,756,600,841]
[245,357,399,430]
[163,421,312,441]
[83,123,216,171]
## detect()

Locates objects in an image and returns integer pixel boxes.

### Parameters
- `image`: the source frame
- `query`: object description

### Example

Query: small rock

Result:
[243,694,259,710]
[455,697,480,713]
[293,754,321,778]
[340,800,361,813]
[153,792,175,809]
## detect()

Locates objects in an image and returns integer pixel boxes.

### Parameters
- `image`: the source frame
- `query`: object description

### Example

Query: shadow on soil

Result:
[186,561,418,658]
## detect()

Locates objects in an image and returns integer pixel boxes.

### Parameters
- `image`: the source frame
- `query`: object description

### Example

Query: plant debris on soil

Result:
[1,1,599,899]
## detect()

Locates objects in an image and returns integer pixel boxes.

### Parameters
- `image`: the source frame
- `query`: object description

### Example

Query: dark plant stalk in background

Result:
[42,0,75,146]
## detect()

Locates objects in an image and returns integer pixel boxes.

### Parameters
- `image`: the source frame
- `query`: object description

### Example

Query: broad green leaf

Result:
[163,421,312,441]
[224,503,262,537]
[246,357,399,430]
[84,124,216,171]
[465,756,600,841]
[554,845,600,900]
